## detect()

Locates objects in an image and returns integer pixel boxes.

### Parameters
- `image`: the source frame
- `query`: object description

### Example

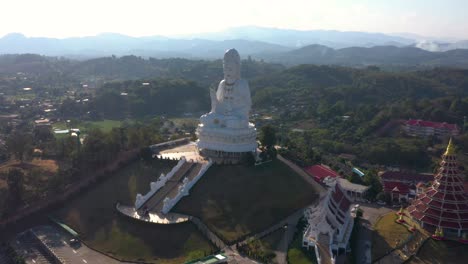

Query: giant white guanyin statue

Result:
[197,49,257,157]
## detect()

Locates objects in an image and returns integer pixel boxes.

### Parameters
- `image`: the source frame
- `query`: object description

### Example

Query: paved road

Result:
[356,204,393,264]
[359,204,393,225]
[24,225,120,264]
[35,225,120,264]
[273,210,303,264]
[355,218,373,264]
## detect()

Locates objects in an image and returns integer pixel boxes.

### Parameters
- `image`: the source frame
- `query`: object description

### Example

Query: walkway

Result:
[138,162,195,211]
[277,154,326,195]
[273,209,304,264]
[116,203,189,224]
[315,233,333,264]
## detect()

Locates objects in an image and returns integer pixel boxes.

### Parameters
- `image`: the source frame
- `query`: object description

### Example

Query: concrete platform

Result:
[157,142,207,162]
[117,203,190,224]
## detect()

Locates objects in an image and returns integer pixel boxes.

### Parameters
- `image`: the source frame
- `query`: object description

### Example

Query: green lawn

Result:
[287,234,317,264]
[53,119,124,134]
[410,239,468,264]
[169,117,198,127]
[54,160,215,264]
[173,160,318,243]
[372,213,411,260]
[84,120,123,133]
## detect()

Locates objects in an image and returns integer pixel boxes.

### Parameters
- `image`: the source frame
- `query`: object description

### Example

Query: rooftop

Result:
[379,171,433,183]
[383,181,410,194]
[405,119,459,130]
[304,165,339,183]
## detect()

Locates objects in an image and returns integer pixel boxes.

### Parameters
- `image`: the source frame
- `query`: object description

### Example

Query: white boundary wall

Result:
[162,159,213,214]
[135,157,186,209]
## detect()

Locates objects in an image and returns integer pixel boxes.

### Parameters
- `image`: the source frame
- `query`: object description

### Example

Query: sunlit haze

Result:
[1,0,467,39]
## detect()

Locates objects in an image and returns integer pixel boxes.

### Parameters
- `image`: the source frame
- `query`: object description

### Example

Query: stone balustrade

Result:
[161,160,213,214]
[135,157,186,209]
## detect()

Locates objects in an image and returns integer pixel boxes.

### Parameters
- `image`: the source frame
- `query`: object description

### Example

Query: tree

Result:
[2,169,25,216]
[140,147,153,163]
[259,125,277,148]
[363,170,383,200]
[376,192,386,202]
[6,133,32,162]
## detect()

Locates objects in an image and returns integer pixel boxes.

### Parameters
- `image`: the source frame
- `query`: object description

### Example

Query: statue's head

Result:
[223,49,241,85]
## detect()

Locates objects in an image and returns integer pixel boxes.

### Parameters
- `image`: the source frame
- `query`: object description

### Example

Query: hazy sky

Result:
[1,0,467,39]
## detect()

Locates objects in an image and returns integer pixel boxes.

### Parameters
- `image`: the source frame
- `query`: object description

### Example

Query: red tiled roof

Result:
[405,119,459,131]
[383,181,410,194]
[380,171,433,183]
[304,165,339,182]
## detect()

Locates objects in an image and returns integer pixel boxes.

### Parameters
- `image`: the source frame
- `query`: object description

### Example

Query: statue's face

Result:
[224,61,240,84]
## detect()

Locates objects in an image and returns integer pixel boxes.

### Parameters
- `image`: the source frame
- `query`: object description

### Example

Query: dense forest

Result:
[1,54,468,171]
[248,65,468,170]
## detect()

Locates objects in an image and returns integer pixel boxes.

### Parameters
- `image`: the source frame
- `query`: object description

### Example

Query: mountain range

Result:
[259,44,468,68]
[1,26,468,68]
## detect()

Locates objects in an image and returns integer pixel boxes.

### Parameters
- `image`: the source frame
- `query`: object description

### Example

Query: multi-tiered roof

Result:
[407,139,468,234]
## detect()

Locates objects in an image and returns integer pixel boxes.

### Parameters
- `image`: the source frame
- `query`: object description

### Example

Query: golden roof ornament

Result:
[444,138,455,156]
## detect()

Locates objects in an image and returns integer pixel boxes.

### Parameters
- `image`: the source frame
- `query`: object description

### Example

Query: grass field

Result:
[409,239,468,264]
[52,119,124,134]
[173,160,318,242]
[169,117,198,128]
[372,213,411,259]
[54,160,215,264]
[287,234,317,264]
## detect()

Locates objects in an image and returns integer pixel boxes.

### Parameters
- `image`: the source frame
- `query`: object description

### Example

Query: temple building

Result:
[379,171,434,203]
[403,119,459,138]
[407,139,468,238]
[303,179,356,263]
[196,49,257,163]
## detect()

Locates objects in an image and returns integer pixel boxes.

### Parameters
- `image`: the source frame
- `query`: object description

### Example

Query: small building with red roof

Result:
[383,181,411,202]
[304,165,340,183]
[403,119,459,138]
[379,171,434,202]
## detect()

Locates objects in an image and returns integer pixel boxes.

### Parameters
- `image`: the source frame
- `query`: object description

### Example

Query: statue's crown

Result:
[224,49,240,65]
